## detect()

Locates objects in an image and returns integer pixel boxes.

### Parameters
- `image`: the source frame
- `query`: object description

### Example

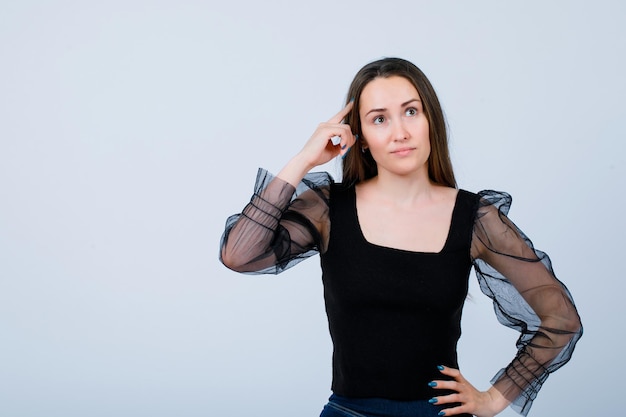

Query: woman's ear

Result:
[357,134,369,152]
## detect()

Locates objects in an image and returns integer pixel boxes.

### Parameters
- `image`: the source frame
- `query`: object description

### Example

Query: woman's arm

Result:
[220,169,332,274]
[469,190,582,415]
[220,102,356,274]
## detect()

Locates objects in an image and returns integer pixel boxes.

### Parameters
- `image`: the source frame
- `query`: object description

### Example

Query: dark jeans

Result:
[319,394,471,417]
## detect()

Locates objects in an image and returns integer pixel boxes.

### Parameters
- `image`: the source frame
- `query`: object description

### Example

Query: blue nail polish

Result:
[341,147,351,160]
[428,398,438,404]
[355,134,360,140]
[438,412,445,416]
[437,365,444,371]
[428,381,437,387]
[341,144,347,150]
[350,97,355,103]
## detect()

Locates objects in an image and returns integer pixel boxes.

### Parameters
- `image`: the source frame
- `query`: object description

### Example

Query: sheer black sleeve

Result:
[470,190,582,416]
[220,168,332,274]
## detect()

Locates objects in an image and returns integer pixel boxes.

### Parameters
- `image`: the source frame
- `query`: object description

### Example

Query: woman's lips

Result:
[391,147,415,156]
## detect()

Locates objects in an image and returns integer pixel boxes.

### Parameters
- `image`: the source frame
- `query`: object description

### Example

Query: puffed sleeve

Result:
[219,168,332,274]
[470,190,582,416]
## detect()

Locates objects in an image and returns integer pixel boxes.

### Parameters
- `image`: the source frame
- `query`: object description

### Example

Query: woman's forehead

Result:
[360,76,420,109]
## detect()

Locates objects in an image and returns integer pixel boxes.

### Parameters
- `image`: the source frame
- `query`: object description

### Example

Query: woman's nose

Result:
[391,120,409,141]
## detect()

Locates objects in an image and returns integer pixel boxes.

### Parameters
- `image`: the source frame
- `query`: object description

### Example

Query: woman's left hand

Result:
[430,365,510,417]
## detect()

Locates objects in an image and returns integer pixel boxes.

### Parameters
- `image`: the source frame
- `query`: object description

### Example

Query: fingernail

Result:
[428,398,438,404]
[428,381,437,387]
[341,147,351,160]
[438,412,445,416]
[349,97,355,103]
[355,134,360,140]
[341,144,347,150]
[437,365,444,371]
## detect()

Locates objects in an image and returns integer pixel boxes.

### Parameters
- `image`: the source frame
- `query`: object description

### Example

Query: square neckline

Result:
[350,186,462,255]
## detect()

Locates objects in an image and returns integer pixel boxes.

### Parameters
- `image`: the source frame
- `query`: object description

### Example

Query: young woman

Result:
[219,58,582,417]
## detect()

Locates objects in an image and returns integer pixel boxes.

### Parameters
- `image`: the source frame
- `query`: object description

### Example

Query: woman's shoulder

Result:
[472,189,513,216]
[457,188,512,204]
[435,184,461,201]
[457,189,515,222]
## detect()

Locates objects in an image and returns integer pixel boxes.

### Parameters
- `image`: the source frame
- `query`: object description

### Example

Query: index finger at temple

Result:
[327,101,354,124]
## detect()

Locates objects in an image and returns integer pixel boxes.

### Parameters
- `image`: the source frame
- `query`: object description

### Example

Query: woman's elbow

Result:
[536,287,582,339]
[220,247,249,273]
[564,311,583,338]
[541,306,582,341]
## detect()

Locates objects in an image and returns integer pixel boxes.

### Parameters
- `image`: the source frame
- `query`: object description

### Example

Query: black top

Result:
[219,168,582,416]
[321,183,479,400]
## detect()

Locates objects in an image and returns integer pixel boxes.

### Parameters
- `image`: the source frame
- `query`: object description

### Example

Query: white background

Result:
[1,1,623,416]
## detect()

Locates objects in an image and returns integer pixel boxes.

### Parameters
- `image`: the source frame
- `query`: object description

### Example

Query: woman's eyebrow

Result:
[401,98,421,106]
[364,98,421,117]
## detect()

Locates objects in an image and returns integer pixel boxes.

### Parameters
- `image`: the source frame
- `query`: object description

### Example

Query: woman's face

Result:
[359,76,430,178]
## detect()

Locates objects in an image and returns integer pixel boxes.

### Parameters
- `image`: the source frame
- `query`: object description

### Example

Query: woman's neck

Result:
[364,170,438,206]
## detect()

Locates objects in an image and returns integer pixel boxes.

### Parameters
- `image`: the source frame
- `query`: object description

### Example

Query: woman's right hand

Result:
[278,101,355,186]
[299,101,355,167]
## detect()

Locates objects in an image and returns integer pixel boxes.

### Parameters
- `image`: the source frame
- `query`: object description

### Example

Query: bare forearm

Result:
[277,153,315,188]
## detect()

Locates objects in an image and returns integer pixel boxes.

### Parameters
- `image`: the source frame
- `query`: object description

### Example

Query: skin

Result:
[356,76,456,253]
[359,76,431,180]
[277,76,510,417]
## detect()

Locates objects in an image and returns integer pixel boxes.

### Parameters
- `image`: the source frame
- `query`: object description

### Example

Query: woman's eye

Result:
[406,107,417,116]
[373,116,385,125]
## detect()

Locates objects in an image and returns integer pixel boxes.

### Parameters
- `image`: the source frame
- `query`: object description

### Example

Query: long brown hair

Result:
[342,58,456,188]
